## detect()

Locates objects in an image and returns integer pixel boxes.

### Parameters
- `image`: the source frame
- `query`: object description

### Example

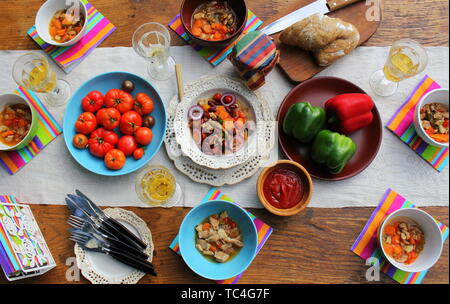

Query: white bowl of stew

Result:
[378,208,443,273]
[413,88,449,148]
[35,0,88,47]
[0,94,38,151]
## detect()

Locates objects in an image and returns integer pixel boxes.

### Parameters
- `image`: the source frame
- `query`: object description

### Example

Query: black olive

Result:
[143,116,155,128]
[122,80,135,93]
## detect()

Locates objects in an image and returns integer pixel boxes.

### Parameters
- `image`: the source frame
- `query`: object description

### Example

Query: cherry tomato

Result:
[88,128,119,158]
[118,135,138,156]
[104,89,134,113]
[134,93,154,116]
[104,149,126,170]
[133,148,144,160]
[134,127,153,146]
[81,91,104,113]
[223,95,233,105]
[96,107,121,130]
[72,134,88,149]
[120,111,142,135]
[213,92,222,102]
[75,112,97,135]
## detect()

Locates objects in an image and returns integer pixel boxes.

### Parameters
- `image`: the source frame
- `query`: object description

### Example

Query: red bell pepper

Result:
[325,93,374,134]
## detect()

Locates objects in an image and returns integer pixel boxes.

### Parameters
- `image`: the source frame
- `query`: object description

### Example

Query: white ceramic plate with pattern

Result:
[174,75,273,169]
[74,208,154,284]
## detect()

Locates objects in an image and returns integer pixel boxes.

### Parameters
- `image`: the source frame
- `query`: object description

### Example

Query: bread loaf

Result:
[280,13,360,66]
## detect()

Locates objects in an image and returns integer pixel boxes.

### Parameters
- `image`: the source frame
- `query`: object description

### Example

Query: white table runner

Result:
[0,46,448,208]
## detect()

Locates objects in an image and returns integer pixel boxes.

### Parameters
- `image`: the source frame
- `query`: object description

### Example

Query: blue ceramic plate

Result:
[179,200,258,281]
[63,72,167,176]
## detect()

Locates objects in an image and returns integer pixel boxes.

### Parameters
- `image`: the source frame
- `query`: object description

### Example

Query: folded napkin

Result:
[169,188,273,284]
[168,10,263,66]
[387,75,448,172]
[27,0,116,73]
[0,88,62,175]
[351,189,448,284]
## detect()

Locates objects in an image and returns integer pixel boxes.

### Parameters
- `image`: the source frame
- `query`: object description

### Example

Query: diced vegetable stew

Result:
[420,102,449,143]
[382,218,425,265]
[191,1,237,41]
[49,8,85,43]
[0,104,32,147]
[195,211,243,263]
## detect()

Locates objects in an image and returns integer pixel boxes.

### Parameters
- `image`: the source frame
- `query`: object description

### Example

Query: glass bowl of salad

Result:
[413,88,449,148]
[180,0,247,47]
[0,94,38,151]
[35,0,88,47]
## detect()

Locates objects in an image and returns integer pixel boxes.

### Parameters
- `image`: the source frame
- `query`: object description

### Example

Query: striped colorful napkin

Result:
[169,188,273,284]
[0,88,62,175]
[351,189,448,284]
[168,10,263,66]
[27,0,116,73]
[387,75,448,172]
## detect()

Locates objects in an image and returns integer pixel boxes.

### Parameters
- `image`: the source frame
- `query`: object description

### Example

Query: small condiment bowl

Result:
[35,0,88,47]
[0,93,38,151]
[377,208,443,273]
[180,0,247,48]
[257,160,313,216]
[413,88,449,148]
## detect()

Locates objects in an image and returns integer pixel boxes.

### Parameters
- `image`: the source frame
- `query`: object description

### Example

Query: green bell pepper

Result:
[283,102,326,143]
[311,130,357,175]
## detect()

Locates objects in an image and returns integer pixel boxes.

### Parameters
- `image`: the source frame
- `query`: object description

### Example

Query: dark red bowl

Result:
[180,0,247,48]
[277,76,383,181]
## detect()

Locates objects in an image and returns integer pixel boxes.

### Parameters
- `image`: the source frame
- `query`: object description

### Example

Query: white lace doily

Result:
[74,208,154,284]
[173,75,274,169]
[165,75,276,186]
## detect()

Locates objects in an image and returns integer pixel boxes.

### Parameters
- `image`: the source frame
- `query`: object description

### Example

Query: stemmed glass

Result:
[132,22,176,81]
[370,39,428,97]
[12,52,70,107]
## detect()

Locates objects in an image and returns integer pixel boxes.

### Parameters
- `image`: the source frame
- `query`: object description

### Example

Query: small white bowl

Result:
[35,0,88,47]
[413,88,449,148]
[378,208,443,273]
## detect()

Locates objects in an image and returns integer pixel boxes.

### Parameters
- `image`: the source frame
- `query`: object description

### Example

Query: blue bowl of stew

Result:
[178,200,258,281]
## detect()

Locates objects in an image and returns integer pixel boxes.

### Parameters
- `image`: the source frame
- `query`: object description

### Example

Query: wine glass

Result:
[370,39,428,97]
[132,22,176,81]
[12,52,70,107]
[135,165,183,207]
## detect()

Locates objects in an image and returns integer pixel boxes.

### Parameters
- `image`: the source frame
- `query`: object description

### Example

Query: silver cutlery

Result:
[70,230,156,276]
[65,195,146,251]
[74,190,148,250]
[67,215,149,260]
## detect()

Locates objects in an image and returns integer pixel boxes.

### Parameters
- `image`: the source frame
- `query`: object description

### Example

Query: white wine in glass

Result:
[132,22,176,81]
[12,52,70,107]
[370,39,428,97]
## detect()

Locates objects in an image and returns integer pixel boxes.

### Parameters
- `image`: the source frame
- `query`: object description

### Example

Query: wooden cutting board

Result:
[260,0,382,83]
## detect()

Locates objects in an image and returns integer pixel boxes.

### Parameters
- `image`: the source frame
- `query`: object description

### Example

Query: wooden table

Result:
[0,0,448,284]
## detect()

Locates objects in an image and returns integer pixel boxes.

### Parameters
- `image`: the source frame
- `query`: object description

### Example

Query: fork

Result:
[70,231,156,276]
[67,216,149,260]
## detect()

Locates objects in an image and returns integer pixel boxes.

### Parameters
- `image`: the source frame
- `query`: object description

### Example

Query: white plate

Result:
[74,208,154,284]
[174,75,273,169]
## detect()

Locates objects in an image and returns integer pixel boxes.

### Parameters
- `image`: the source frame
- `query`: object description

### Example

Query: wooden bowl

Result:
[257,160,313,216]
[180,0,247,48]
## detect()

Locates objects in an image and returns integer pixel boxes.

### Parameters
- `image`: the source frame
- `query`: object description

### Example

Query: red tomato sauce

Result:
[262,168,303,209]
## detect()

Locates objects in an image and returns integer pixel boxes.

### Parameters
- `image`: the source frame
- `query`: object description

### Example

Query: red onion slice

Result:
[188,105,204,120]
[220,93,236,107]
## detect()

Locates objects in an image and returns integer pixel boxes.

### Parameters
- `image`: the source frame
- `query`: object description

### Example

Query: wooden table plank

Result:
[0,205,447,284]
[0,0,448,51]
